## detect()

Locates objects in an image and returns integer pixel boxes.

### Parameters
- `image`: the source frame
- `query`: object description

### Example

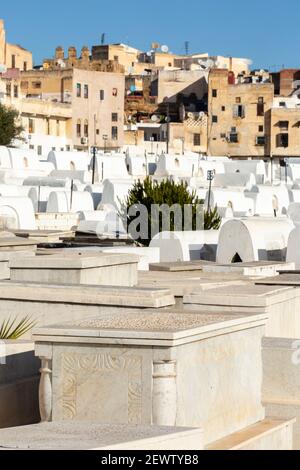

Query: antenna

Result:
[184,41,189,56]
[101,33,106,45]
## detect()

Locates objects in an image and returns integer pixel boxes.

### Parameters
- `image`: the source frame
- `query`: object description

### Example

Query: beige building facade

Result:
[0,19,32,71]
[1,66,124,155]
[208,69,274,158]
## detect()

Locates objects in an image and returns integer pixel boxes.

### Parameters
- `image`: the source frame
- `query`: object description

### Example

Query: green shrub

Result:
[120,177,221,246]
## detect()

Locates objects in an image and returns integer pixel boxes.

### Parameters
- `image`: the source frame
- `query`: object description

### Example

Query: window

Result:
[100,89,104,101]
[56,120,60,136]
[258,125,264,132]
[279,121,289,131]
[257,97,264,116]
[96,129,100,135]
[233,104,245,118]
[221,106,225,111]
[114,55,119,62]
[52,147,56,151]
[28,118,35,134]
[6,83,11,96]
[13,85,18,98]
[23,62,27,72]
[46,118,50,135]
[212,89,217,98]
[112,112,118,122]
[66,145,71,151]
[235,97,241,104]
[220,133,226,138]
[112,88,118,97]
[76,119,81,137]
[84,84,89,99]
[193,134,201,146]
[76,83,82,98]
[84,120,89,137]
[29,145,34,150]
[112,126,118,140]
[279,101,286,107]
[11,55,16,68]
[212,115,218,123]
[32,81,41,89]
[256,136,266,146]
[37,145,42,156]
[229,132,238,143]
[276,133,289,148]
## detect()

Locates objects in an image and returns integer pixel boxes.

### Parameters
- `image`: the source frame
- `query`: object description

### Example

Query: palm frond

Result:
[0,316,36,340]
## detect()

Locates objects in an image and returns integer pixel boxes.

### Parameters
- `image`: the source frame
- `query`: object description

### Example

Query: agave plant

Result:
[0,316,36,340]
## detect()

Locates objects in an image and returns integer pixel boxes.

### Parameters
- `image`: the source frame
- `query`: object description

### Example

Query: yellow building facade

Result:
[0,19,32,71]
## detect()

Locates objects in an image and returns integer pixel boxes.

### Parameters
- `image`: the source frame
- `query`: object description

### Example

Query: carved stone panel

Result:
[55,350,143,424]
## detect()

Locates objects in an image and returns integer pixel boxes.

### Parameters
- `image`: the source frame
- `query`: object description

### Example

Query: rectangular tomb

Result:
[0,281,175,337]
[183,284,300,338]
[262,337,300,450]
[0,422,203,450]
[201,261,295,277]
[33,310,267,446]
[10,252,140,287]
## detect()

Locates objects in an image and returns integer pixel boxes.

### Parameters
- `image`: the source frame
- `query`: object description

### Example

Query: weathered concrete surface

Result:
[0,422,204,450]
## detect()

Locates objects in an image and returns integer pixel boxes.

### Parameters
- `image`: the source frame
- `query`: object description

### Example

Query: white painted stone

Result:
[217,217,294,263]
[47,151,89,171]
[46,191,93,213]
[150,230,219,262]
[0,196,36,230]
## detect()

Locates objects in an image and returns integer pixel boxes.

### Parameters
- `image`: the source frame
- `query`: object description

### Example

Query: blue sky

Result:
[1,0,299,70]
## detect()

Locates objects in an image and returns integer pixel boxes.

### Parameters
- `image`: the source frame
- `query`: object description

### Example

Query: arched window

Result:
[23,157,28,168]
[70,161,75,171]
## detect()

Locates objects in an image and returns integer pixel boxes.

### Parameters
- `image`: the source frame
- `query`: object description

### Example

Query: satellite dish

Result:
[199,111,205,118]
[198,58,215,70]
[206,59,215,68]
[0,64,7,73]
[146,51,152,57]
[57,59,66,68]
[161,45,169,53]
[187,112,194,118]
[151,115,159,122]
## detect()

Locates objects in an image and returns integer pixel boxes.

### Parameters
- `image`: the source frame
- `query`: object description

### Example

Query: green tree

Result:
[120,177,221,246]
[0,103,24,146]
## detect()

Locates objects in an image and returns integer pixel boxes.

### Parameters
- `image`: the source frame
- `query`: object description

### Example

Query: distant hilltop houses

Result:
[0,18,300,159]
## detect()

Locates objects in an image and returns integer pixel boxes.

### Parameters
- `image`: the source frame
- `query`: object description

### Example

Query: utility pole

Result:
[92,147,96,184]
[207,170,214,212]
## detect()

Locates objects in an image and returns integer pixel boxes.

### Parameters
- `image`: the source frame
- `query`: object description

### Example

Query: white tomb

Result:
[217,217,294,263]
[150,230,219,262]
[10,252,140,287]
